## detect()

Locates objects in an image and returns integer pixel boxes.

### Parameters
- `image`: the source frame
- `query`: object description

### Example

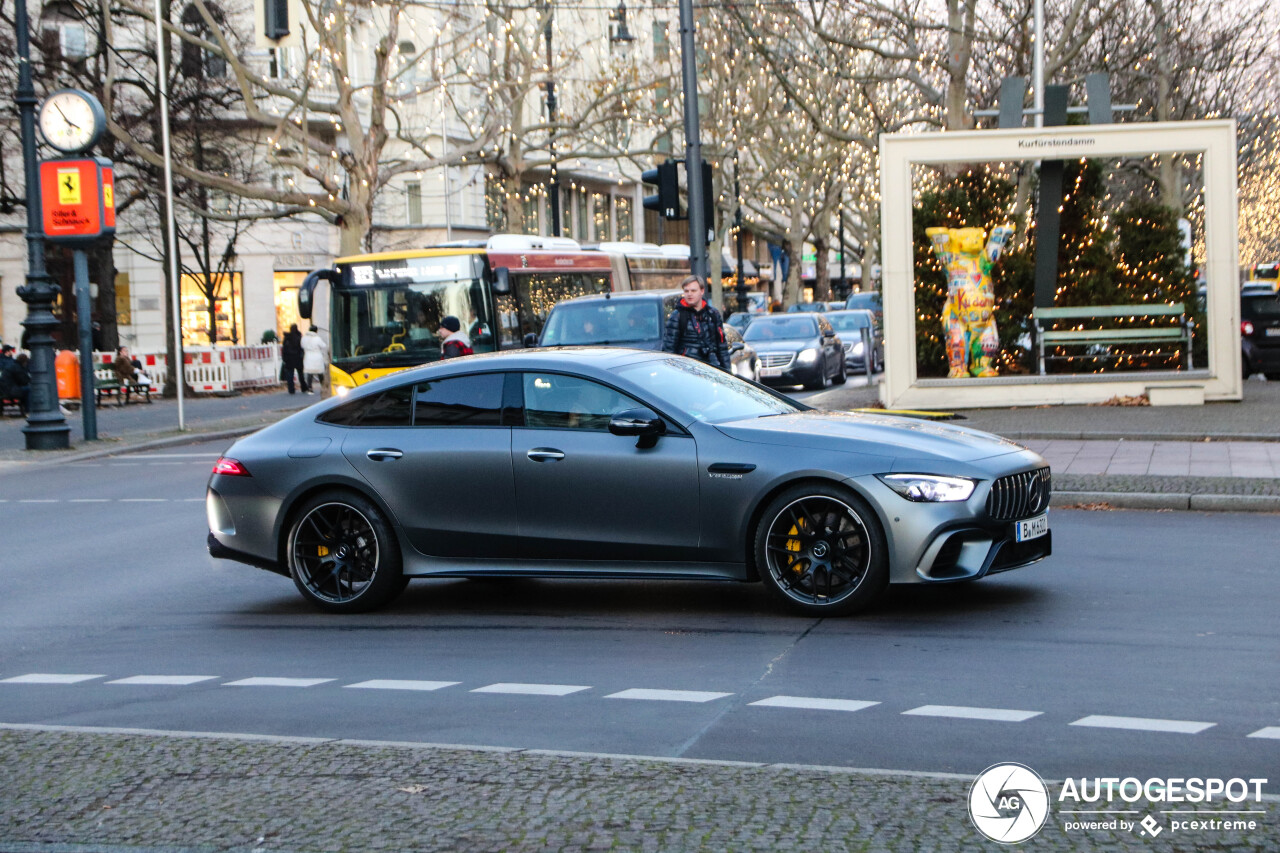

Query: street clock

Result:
[38,89,106,154]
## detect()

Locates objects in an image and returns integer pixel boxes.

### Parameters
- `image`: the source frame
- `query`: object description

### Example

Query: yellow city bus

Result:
[299,235,688,393]
[1245,262,1280,291]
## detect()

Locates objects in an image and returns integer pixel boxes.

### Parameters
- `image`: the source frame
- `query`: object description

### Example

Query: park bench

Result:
[94,367,153,406]
[1034,303,1193,374]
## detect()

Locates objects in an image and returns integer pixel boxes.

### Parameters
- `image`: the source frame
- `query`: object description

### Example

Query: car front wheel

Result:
[287,490,408,613]
[753,484,889,616]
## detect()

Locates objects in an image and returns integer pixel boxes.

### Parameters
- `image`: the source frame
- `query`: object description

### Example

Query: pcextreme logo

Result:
[969,763,1270,844]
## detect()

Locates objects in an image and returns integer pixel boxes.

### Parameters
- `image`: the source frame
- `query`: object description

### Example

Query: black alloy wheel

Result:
[753,484,889,616]
[805,356,831,390]
[287,491,407,613]
[833,357,848,385]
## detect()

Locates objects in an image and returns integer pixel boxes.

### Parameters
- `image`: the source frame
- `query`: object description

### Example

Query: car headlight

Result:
[797,347,819,364]
[878,474,976,502]
[851,341,865,355]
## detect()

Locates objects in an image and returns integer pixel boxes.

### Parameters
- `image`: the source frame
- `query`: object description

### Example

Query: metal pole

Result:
[441,105,452,241]
[838,192,846,300]
[1033,0,1045,128]
[734,162,746,314]
[677,0,707,283]
[153,0,185,428]
[73,249,97,440]
[15,0,72,449]
[543,2,561,237]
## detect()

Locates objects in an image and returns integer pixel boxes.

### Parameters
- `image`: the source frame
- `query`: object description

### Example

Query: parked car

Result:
[207,349,1053,616]
[786,302,828,313]
[742,313,846,389]
[825,309,883,374]
[845,291,883,330]
[1242,288,1280,379]
[534,290,760,381]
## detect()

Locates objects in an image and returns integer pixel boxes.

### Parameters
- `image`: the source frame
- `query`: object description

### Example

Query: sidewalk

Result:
[2,379,1278,511]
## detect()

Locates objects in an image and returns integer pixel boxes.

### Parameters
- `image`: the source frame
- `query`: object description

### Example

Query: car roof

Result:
[826,309,874,318]
[554,290,680,305]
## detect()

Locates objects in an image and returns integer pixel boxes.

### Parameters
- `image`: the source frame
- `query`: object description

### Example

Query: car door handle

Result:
[366,448,403,461]
[526,448,565,462]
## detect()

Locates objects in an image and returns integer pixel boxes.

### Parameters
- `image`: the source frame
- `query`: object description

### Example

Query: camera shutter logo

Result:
[969,763,1050,844]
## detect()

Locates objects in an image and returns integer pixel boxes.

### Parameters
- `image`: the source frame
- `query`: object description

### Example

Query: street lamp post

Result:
[542,1,561,237]
[14,0,72,449]
[677,0,707,284]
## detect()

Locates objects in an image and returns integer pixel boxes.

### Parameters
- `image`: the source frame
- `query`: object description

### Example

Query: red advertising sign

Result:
[39,157,116,244]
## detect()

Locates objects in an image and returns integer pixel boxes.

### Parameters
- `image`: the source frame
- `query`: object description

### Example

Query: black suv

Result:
[1242,288,1280,379]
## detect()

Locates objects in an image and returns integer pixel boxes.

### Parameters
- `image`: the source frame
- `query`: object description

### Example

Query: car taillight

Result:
[212,457,251,476]
[1242,320,1255,337]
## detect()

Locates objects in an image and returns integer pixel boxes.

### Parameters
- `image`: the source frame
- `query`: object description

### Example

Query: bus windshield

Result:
[332,254,495,368]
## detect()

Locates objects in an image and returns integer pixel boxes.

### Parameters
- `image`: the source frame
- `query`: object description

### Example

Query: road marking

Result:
[605,688,731,703]
[120,498,168,503]
[1,673,104,684]
[1071,715,1215,734]
[472,683,590,696]
[903,705,1042,722]
[18,499,58,503]
[69,499,110,503]
[750,696,880,713]
[346,680,459,692]
[223,677,335,688]
[1247,727,1280,740]
[107,675,219,686]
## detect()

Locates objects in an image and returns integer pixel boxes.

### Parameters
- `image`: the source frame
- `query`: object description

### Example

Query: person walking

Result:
[0,345,30,415]
[437,316,473,359]
[301,325,329,395]
[662,275,731,370]
[281,324,308,394]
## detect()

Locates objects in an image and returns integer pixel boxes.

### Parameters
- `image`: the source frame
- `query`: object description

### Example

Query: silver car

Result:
[207,349,1052,616]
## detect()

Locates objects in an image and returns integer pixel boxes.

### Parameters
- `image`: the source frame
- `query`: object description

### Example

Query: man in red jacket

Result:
[661,276,731,369]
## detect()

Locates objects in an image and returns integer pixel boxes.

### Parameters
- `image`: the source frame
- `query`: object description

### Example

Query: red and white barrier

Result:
[95,345,283,395]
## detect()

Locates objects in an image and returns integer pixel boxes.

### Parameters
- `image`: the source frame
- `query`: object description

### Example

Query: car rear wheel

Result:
[753,484,889,616]
[287,491,408,613]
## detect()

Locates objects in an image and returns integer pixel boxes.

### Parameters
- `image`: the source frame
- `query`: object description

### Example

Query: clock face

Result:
[39,90,103,153]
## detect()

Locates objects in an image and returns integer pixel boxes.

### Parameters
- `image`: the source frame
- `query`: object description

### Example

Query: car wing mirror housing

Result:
[523,332,539,348]
[729,341,745,354]
[609,407,666,448]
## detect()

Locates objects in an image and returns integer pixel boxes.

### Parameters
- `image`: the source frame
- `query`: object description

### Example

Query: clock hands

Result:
[54,102,81,131]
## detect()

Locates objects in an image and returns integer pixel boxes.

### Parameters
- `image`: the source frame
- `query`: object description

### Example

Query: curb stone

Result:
[1052,491,1280,512]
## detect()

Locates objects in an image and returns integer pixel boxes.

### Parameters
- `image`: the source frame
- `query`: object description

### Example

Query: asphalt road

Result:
[1,437,1276,793]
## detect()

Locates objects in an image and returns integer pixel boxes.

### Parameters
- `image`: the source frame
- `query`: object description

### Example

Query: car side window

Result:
[522,373,639,431]
[319,385,414,427]
[414,373,504,426]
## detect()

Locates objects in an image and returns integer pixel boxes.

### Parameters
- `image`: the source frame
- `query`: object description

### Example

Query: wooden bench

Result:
[1034,303,1194,374]
[94,367,153,406]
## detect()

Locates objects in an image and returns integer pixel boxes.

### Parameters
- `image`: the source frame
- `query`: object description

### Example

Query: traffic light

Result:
[701,159,714,238]
[642,160,681,220]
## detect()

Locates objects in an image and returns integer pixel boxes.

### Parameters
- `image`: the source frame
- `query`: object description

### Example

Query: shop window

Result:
[181,272,243,345]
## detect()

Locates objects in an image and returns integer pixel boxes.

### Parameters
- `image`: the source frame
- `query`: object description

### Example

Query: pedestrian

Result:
[0,344,30,415]
[437,316,473,359]
[281,323,308,394]
[301,325,329,395]
[662,275,731,370]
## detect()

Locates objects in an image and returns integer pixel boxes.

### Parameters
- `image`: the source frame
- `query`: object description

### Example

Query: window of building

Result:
[614,196,632,241]
[406,181,423,225]
[181,4,227,79]
[40,3,91,66]
[592,193,610,242]
[181,271,243,345]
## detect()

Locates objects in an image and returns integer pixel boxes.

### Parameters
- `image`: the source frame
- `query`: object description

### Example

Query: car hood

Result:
[714,410,1027,463]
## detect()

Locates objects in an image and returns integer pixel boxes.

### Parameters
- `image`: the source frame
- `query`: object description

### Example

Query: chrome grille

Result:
[986,467,1052,520]
[759,352,795,369]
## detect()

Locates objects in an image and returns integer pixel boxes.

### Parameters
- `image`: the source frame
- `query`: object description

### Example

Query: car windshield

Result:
[743,317,817,341]
[846,293,880,310]
[615,357,799,423]
[541,301,662,345]
[826,312,871,332]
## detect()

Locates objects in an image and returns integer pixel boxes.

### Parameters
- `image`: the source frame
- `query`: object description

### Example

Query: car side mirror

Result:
[729,341,744,354]
[523,332,538,348]
[609,407,666,448]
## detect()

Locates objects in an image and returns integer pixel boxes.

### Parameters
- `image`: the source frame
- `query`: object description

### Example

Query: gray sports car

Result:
[207,349,1052,616]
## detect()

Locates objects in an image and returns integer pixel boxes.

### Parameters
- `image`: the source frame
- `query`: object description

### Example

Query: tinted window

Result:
[319,385,414,427]
[510,271,612,343]
[541,300,662,345]
[522,373,640,431]
[615,358,798,424]
[743,317,818,341]
[827,312,871,332]
[1243,295,1280,318]
[414,373,504,426]
[845,292,881,311]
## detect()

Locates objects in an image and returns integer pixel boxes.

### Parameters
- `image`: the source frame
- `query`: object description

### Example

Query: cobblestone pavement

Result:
[1,727,1275,853]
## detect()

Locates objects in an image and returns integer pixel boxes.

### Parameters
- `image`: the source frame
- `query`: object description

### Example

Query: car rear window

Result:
[1243,294,1280,318]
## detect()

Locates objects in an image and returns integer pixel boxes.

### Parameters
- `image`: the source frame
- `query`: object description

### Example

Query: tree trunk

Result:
[814,235,831,302]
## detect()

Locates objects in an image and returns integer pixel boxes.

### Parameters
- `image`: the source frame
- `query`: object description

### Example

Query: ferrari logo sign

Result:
[39,157,115,244]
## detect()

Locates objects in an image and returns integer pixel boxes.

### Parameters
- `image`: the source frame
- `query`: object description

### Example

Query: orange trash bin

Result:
[56,349,81,399]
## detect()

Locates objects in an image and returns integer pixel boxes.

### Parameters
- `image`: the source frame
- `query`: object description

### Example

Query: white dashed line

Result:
[1071,715,1215,734]
[750,696,880,713]
[107,675,219,686]
[18,499,58,504]
[605,688,731,703]
[223,677,335,688]
[1248,727,1280,740]
[120,498,168,503]
[903,705,1042,722]
[69,499,111,503]
[346,680,460,692]
[472,683,590,696]
[1,673,104,684]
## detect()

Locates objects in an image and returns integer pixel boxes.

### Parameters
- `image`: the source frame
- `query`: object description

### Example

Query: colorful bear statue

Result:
[925,225,1015,378]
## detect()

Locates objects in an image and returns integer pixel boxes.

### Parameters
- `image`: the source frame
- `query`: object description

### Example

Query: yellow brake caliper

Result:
[785,519,806,573]
[316,545,330,557]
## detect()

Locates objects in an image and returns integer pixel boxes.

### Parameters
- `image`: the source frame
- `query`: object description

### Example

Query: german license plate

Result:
[1015,514,1049,542]
[1265,327,1280,337]
[760,367,784,377]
